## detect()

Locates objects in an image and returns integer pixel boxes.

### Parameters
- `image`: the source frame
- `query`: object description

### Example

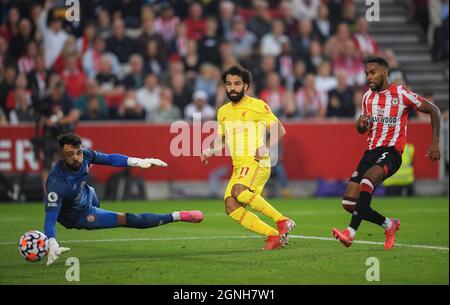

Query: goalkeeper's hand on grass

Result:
[47,238,70,266]
[127,157,168,168]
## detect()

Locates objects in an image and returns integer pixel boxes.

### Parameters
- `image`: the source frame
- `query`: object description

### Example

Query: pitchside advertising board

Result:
[0,122,437,181]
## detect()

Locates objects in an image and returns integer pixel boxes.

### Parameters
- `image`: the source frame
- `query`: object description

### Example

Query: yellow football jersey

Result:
[217,95,278,167]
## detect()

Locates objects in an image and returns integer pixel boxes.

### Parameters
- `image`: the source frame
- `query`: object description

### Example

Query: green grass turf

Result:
[0,197,448,284]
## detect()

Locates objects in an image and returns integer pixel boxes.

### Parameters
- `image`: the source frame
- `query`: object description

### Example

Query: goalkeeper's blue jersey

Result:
[45,149,122,224]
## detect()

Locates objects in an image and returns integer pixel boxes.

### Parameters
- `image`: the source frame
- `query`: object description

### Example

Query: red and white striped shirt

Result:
[362,84,424,153]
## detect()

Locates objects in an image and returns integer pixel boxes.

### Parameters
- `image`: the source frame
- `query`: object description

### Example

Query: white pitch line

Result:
[0,235,448,251]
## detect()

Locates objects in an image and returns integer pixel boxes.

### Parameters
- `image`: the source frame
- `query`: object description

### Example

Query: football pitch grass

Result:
[0,197,448,285]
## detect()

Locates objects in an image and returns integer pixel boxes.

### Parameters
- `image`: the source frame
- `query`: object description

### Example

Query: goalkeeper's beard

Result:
[226,89,245,103]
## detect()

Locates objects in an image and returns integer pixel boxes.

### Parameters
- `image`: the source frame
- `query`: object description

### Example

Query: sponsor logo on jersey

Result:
[392,98,399,105]
[370,116,397,126]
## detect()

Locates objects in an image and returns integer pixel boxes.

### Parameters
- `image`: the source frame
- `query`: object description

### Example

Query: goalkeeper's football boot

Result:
[332,228,353,248]
[180,210,204,223]
[276,218,296,244]
[384,218,401,250]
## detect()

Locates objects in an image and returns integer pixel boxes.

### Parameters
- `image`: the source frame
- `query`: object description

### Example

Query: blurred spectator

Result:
[95,54,125,112]
[170,21,189,58]
[116,93,146,120]
[313,3,332,44]
[383,143,416,196]
[353,17,379,59]
[160,57,185,86]
[194,63,219,105]
[185,90,216,121]
[9,18,33,58]
[198,16,221,67]
[384,49,408,85]
[315,60,337,93]
[111,0,143,28]
[332,39,365,88]
[137,15,165,56]
[154,3,180,44]
[278,0,298,37]
[83,35,121,78]
[260,19,289,57]
[0,64,16,111]
[76,21,96,56]
[308,40,325,73]
[247,0,272,40]
[76,78,108,120]
[79,95,108,121]
[61,54,86,100]
[144,38,167,76]
[170,72,193,113]
[278,90,298,119]
[341,1,358,31]
[123,54,145,90]
[291,0,320,20]
[429,0,449,62]
[183,39,200,81]
[291,19,316,62]
[407,0,430,34]
[0,35,13,70]
[27,55,49,102]
[254,55,276,94]
[106,18,136,64]
[185,2,206,40]
[38,2,68,69]
[136,73,161,120]
[96,9,112,39]
[276,40,294,88]
[324,23,351,60]
[229,16,257,61]
[218,0,236,39]
[6,73,33,124]
[294,73,327,118]
[259,72,286,114]
[18,41,38,74]
[326,71,356,118]
[150,87,182,123]
[0,6,19,42]
[218,40,239,70]
[53,35,78,74]
[0,107,7,125]
[292,60,307,92]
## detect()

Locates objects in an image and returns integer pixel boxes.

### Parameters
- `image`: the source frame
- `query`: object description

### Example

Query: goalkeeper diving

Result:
[44,133,203,265]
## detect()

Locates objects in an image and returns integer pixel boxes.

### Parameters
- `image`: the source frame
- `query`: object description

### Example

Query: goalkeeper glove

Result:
[47,238,70,266]
[127,157,168,168]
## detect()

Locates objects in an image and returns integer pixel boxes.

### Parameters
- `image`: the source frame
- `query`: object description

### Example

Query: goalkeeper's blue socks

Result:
[125,213,174,229]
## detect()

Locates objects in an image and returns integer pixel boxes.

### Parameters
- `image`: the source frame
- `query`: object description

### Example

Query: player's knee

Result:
[231,184,247,200]
[342,200,357,214]
[224,198,240,215]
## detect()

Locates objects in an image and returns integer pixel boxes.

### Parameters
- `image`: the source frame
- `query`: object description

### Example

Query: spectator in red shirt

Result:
[61,54,86,100]
[352,17,379,58]
[185,2,206,40]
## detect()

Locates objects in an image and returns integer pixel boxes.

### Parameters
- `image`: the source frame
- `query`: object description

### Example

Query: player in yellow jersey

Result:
[201,65,295,250]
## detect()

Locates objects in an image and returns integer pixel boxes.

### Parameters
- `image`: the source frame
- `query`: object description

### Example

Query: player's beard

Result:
[369,79,384,92]
[226,88,245,103]
[65,161,82,171]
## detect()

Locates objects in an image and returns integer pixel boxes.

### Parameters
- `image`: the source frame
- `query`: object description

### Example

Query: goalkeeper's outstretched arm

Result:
[86,150,168,168]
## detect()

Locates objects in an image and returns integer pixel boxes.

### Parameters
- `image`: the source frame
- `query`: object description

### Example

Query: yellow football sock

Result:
[229,207,278,237]
[237,190,286,222]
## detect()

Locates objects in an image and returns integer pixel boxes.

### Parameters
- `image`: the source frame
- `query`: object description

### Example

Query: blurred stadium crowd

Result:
[0,0,448,126]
